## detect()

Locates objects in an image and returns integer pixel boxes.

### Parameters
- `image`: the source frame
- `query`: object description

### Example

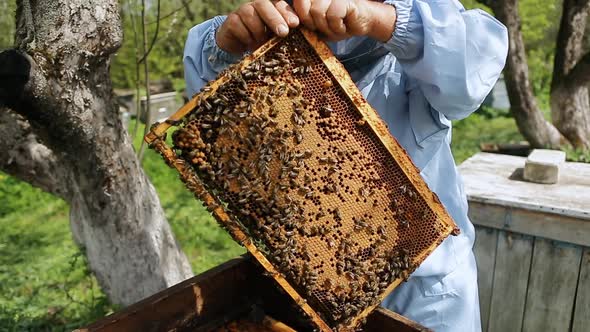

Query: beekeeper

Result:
[183,1,508,331]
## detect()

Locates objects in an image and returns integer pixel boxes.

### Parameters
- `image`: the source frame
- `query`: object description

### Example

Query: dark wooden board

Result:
[75,256,429,332]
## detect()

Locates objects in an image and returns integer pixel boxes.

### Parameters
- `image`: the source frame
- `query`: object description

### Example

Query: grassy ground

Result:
[451,111,524,163]
[1,112,583,331]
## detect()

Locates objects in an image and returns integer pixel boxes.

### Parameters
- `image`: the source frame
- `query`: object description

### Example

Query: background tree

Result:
[111,0,244,91]
[474,0,590,149]
[0,0,193,305]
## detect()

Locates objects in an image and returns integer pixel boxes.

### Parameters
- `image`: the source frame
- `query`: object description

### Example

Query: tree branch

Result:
[0,49,97,159]
[0,108,70,199]
[563,52,590,90]
[137,0,161,64]
[180,0,195,21]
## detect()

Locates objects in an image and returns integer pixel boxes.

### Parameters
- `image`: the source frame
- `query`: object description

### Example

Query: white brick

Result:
[523,149,566,184]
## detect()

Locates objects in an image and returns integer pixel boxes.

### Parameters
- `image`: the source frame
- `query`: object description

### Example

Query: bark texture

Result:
[0,0,193,305]
[481,0,565,148]
[550,0,590,148]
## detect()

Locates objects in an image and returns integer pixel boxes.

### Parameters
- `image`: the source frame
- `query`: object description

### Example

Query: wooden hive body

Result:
[145,29,458,332]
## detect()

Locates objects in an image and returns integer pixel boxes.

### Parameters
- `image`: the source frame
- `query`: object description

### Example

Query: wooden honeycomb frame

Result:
[145,29,459,332]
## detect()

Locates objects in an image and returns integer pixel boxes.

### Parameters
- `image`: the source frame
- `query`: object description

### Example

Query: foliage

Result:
[451,113,524,164]
[475,106,511,120]
[462,0,562,111]
[518,0,561,110]
[563,146,590,163]
[110,0,245,90]
[0,1,16,50]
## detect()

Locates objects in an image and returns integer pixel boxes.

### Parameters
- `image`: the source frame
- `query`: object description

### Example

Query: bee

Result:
[287,86,300,97]
[356,119,366,126]
[269,105,279,118]
[296,298,308,307]
[206,201,220,213]
[262,58,280,67]
[212,97,225,106]
[292,113,305,126]
[328,165,338,175]
[237,88,248,98]
[326,183,337,193]
[353,218,368,231]
[390,198,399,210]
[323,80,333,89]
[359,187,370,198]
[320,105,334,117]
[243,71,256,79]
[327,239,336,249]
[294,130,303,144]
[399,184,408,195]
[165,118,182,126]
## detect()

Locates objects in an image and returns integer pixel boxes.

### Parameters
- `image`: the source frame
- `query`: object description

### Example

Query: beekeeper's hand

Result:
[216,0,300,54]
[293,0,397,42]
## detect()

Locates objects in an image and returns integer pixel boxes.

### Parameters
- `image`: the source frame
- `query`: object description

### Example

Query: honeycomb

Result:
[146,29,458,332]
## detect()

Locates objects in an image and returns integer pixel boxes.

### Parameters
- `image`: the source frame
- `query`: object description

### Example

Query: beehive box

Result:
[145,29,459,332]
[76,257,432,332]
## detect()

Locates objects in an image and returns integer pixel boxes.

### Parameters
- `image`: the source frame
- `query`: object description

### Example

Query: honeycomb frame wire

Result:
[145,29,459,332]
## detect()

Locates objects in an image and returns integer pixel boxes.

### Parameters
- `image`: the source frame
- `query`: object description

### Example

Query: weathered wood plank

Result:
[572,248,590,332]
[468,201,590,247]
[488,232,533,332]
[522,239,582,332]
[474,226,498,332]
[459,152,590,220]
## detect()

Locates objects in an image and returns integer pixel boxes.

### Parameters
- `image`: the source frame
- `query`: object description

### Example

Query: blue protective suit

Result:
[183,1,508,330]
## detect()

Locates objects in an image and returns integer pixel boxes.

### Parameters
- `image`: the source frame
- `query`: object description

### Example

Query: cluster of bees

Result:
[164,34,424,327]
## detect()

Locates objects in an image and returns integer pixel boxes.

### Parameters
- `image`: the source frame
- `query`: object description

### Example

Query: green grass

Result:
[451,112,524,163]
[0,200,114,331]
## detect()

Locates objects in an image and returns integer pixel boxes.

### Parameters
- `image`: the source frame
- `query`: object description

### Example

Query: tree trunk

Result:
[550,0,590,149]
[480,0,565,148]
[0,0,193,306]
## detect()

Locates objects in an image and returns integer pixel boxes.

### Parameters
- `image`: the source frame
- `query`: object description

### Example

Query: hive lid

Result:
[146,29,458,332]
